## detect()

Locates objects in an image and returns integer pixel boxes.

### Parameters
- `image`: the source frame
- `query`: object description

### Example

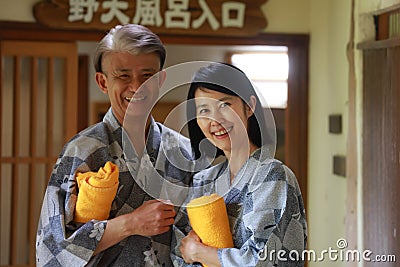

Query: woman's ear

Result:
[246,95,257,118]
[95,72,108,94]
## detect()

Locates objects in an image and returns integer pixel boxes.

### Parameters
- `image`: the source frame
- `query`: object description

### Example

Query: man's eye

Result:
[143,73,154,79]
[119,74,129,79]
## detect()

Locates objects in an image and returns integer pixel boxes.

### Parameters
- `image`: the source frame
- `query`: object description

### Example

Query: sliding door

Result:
[0,41,78,266]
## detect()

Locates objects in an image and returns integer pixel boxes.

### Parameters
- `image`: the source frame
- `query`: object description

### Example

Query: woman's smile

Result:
[212,126,233,138]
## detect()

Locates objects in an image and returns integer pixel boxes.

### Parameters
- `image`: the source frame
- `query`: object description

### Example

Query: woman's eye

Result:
[197,109,209,115]
[220,102,230,108]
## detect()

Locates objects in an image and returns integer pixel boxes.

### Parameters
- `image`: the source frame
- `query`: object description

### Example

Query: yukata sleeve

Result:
[218,162,307,267]
[36,151,108,267]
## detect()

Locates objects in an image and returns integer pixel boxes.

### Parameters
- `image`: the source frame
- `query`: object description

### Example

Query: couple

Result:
[36,24,307,267]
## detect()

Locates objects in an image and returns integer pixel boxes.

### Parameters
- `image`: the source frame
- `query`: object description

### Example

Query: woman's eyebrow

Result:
[195,96,233,108]
[195,103,208,109]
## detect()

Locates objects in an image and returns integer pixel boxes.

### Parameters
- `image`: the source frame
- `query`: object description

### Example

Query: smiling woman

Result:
[171,62,307,267]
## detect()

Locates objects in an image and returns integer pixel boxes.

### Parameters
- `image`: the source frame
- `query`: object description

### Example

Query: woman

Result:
[171,63,307,266]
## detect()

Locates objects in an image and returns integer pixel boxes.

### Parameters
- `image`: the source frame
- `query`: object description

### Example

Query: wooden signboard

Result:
[33,0,268,36]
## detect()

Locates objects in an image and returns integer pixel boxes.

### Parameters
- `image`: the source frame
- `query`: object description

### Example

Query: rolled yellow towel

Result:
[187,194,233,266]
[74,161,119,223]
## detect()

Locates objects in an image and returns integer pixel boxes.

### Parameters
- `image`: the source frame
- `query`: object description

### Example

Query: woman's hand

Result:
[179,231,221,267]
[180,230,203,263]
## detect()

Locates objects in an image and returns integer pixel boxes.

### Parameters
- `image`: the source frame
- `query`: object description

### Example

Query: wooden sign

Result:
[33,0,268,36]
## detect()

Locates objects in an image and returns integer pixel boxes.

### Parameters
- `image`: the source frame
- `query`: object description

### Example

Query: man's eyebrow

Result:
[218,96,233,102]
[114,68,130,73]
[115,68,158,73]
[141,67,158,72]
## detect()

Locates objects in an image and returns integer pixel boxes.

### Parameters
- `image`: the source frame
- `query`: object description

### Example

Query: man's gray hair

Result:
[93,24,166,72]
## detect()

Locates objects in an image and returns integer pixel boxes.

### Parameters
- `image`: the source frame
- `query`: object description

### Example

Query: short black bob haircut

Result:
[187,62,268,160]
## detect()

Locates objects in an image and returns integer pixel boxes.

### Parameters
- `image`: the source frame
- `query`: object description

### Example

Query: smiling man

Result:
[36,24,195,267]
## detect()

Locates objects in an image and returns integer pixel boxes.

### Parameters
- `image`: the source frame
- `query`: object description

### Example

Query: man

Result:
[36,24,194,267]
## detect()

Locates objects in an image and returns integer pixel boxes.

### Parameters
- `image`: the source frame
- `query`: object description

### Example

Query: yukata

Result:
[36,108,195,267]
[171,147,307,267]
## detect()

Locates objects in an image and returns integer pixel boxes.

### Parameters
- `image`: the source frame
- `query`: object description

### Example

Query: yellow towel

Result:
[187,194,233,267]
[74,161,119,223]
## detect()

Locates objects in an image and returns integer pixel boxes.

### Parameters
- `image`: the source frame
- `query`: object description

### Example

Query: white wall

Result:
[262,0,310,33]
[0,0,37,21]
[308,0,349,266]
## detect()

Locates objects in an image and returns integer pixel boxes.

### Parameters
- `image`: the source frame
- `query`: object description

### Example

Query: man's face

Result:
[96,51,161,125]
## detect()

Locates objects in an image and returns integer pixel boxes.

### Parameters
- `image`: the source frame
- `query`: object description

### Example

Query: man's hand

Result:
[94,199,175,255]
[127,199,176,236]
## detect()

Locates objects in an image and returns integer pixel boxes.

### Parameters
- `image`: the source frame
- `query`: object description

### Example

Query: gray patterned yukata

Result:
[36,108,194,267]
[171,147,307,267]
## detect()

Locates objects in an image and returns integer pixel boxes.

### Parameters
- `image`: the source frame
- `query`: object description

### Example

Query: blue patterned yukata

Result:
[171,147,307,267]
[36,108,195,267]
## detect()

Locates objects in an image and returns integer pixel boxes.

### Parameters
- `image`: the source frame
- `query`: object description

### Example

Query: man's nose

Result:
[128,78,143,93]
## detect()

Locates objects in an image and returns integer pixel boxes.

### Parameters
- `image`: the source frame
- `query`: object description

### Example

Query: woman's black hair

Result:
[187,62,267,160]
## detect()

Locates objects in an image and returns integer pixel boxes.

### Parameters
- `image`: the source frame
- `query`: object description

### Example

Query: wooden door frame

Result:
[357,40,400,266]
[0,20,309,206]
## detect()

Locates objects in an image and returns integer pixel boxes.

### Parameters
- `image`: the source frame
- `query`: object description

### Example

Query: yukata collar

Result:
[145,117,161,160]
[218,146,272,188]
[104,107,160,158]
[250,146,273,162]
[103,107,121,132]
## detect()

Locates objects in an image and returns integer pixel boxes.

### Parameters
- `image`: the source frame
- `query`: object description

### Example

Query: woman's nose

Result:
[209,110,224,125]
[210,119,222,127]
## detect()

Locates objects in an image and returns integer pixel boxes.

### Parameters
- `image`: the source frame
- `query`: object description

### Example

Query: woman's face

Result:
[194,88,255,155]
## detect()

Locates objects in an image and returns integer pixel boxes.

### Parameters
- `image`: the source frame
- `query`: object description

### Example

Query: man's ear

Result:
[246,95,257,118]
[95,72,108,94]
[157,69,167,87]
